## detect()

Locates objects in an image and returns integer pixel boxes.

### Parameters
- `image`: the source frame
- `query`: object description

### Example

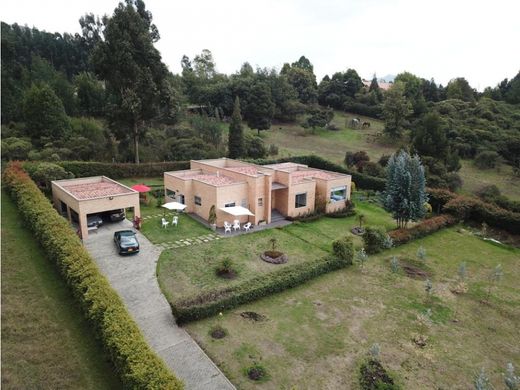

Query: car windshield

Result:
[121,235,137,245]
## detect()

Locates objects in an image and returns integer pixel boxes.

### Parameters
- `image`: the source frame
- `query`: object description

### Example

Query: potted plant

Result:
[208,205,217,231]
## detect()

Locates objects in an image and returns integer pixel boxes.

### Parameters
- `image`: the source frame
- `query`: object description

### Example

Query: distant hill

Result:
[379,74,396,83]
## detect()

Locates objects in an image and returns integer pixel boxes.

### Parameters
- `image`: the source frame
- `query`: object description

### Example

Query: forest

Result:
[2,0,520,196]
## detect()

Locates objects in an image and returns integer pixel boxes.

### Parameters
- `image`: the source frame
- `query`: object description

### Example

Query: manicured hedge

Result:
[24,160,190,179]
[388,214,458,246]
[443,195,520,234]
[171,252,353,324]
[3,162,183,390]
[251,155,386,191]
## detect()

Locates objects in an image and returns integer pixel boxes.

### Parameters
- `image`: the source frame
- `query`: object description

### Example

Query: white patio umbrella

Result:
[162,202,187,211]
[219,206,254,216]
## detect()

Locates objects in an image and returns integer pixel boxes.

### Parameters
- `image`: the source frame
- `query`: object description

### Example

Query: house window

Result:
[166,189,176,198]
[295,193,307,208]
[258,197,263,206]
[330,186,347,202]
[241,199,247,207]
[224,202,236,208]
[194,196,202,206]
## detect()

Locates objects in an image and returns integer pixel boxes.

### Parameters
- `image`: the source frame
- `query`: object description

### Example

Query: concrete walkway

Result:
[84,220,235,390]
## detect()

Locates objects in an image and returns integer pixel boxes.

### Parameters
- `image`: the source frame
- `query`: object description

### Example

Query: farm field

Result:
[184,226,520,389]
[1,192,121,390]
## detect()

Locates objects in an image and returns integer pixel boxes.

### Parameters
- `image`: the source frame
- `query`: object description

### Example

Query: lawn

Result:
[184,227,520,389]
[158,227,330,302]
[1,192,122,390]
[458,160,520,201]
[141,213,212,244]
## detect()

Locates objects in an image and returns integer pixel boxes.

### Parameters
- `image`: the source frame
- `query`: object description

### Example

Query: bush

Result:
[389,215,458,246]
[24,160,191,179]
[363,226,390,254]
[171,254,353,324]
[29,162,74,191]
[3,162,183,389]
[475,150,500,169]
[332,235,354,263]
[426,187,458,213]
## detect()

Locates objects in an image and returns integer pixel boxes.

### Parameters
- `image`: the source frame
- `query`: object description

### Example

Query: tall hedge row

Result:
[3,162,183,390]
[171,252,353,324]
[251,155,387,191]
[24,160,191,179]
[389,214,458,246]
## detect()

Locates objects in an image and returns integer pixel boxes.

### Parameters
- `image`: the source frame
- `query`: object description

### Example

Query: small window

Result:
[166,189,176,198]
[194,196,202,206]
[295,193,307,208]
[224,202,236,208]
[258,197,263,206]
[330,186,347,202]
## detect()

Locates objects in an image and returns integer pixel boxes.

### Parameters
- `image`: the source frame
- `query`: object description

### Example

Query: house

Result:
[163,158,351,227]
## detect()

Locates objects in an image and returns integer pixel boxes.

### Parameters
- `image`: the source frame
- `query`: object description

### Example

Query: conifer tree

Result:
[383,151,428,228]
[228,96,244,158]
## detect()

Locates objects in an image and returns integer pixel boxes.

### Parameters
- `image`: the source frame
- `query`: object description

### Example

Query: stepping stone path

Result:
[157,233,220,250]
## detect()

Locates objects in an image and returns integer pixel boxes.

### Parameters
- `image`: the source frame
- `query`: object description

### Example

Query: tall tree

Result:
[90,0,176,163]
[383,151,428,228]
[228,96,244,158]
[412,112,449,160]
[23,83,71,141]
[74,72,105,116]
[382,82,412,138]
[446,77,475,102]
[245,82,274,135]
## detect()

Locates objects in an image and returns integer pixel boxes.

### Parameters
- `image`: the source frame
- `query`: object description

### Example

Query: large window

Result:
[330,186,347,202]
[224,202,236,208]
[295,193,307,208]
[166,189,176,198]
[194,196,202,206]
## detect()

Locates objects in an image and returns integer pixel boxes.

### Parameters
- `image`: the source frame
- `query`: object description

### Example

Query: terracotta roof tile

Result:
[63,181,133,200]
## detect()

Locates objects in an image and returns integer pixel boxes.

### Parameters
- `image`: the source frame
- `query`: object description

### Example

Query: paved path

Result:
[84,220,235,390]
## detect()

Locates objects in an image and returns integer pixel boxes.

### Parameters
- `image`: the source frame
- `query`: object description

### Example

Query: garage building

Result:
[51,176,141,239]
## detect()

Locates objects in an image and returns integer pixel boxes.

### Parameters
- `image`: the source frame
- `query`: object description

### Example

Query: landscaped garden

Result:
[182,226,520,389]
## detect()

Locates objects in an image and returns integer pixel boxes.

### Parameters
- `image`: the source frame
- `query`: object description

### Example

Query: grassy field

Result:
[458,160,520,201]
[184,226,520,389]
[261,111,399,164]
[1,192,122,389]
[157,200,394,302]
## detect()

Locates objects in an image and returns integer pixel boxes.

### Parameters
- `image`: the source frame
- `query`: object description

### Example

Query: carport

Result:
[51,176,141,239]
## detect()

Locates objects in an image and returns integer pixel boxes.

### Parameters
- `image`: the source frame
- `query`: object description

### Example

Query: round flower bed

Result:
[260,250,288,264]
[351,226,365,235]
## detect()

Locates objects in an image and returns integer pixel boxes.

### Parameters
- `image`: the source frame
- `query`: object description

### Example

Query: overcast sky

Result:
[2,0,519,90]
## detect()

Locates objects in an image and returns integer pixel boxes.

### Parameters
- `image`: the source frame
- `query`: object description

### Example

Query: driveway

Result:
[84,220,235,390]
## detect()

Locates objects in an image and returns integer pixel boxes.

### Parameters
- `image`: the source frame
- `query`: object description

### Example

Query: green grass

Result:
[141,213,212,244]
[458,159,520,201]
[183,224,520,388]
[158,227,329,302]
[262,111,400,164]
[1,191,122,390]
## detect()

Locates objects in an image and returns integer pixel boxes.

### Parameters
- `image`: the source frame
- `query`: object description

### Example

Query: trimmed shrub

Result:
[426,187,458,213]
[3,162,183,390]
[389,215,458,246]
[171,254,353,324]
[362,226,389,254]
[24,160,190,179]
[444,196,520,234]
[332,235,354,263]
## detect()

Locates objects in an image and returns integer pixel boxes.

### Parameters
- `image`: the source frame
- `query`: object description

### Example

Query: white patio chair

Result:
[224,221,232,234]
[161,218,169,228]
[172,216,178,227]
[243,222,252,232]
[232,220,241,231]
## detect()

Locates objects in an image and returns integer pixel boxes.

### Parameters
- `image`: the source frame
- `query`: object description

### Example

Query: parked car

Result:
[114,230,140,255]
[102,209,126,222]
[87,214,103,228]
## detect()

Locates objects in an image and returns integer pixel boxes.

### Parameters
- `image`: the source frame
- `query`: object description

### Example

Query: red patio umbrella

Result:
[131,184,151,192]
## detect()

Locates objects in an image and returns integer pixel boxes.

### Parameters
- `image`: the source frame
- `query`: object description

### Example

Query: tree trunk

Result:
[133,122,140,164]
[257,128,260,136]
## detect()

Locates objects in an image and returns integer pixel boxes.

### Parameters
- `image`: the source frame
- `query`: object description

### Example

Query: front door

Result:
[178,194,185,204]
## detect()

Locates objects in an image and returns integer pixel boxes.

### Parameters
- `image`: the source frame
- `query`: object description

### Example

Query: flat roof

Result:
[54,176,136,200]
[291,169,344,184]
[168,170,240,186]
[225,166,261,176]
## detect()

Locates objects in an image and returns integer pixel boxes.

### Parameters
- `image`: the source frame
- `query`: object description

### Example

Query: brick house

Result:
[164,158,351,227]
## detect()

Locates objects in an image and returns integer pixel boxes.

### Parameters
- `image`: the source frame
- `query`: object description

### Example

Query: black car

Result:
[87,214,103,228]
[114,230,140,255]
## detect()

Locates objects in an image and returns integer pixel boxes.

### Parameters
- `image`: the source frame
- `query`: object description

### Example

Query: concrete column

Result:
[133,200,141,219]
[264,175,272,224]
[66,205,72,223]
[79,212,89,240]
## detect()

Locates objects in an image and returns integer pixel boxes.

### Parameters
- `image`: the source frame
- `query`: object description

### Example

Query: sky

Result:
[2,0,519,90]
